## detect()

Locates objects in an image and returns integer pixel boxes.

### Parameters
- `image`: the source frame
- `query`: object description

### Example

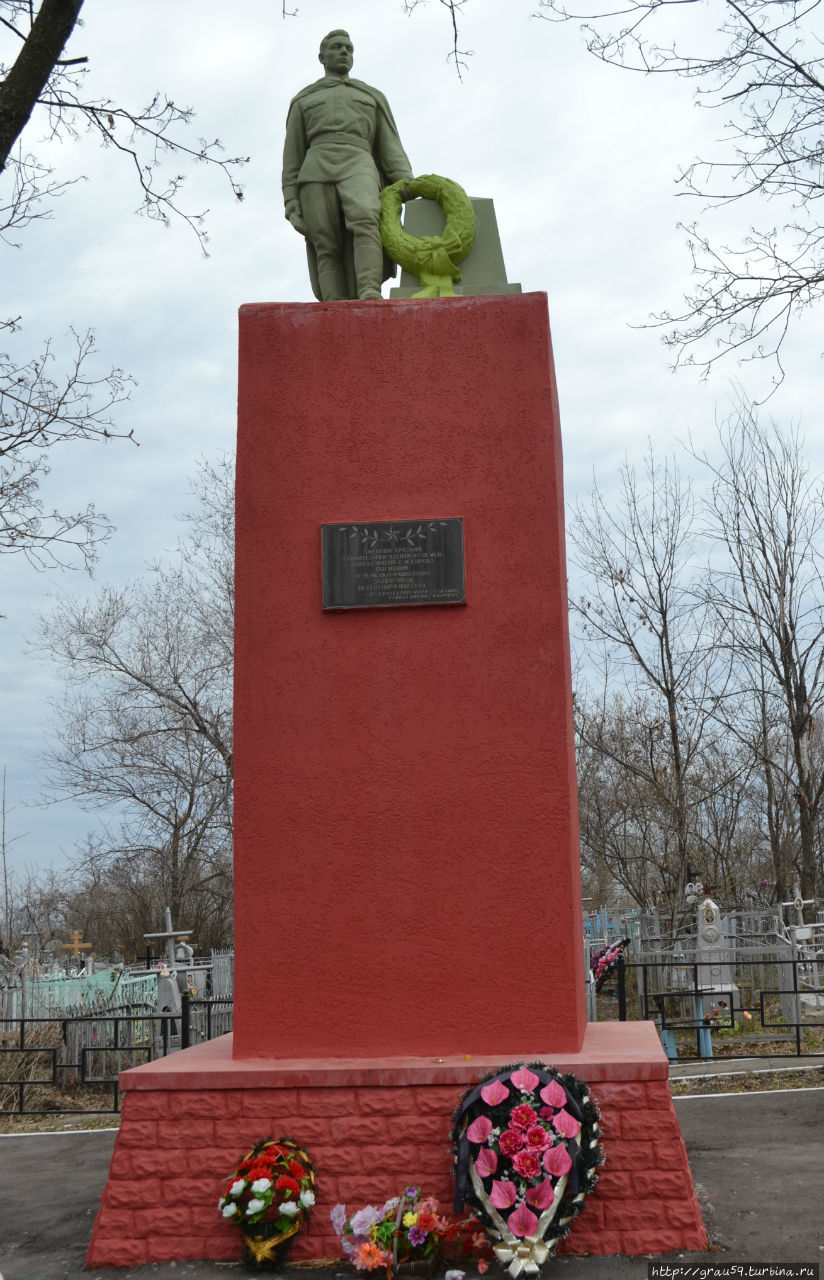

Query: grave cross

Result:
[144,906,193,969]
[781,884,815,928]
[62,929,92,960]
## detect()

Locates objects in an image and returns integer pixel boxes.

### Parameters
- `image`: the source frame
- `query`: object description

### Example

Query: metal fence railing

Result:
[605,956,824,1062]
[0,996,233,1116]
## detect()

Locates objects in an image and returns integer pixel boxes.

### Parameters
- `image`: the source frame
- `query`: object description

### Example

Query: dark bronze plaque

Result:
[322,518,466,610]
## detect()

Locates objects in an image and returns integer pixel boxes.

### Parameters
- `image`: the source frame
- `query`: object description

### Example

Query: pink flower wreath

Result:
[450,1063,603,1275]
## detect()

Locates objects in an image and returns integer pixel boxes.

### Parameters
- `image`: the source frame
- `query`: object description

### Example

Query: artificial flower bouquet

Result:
[331,1186,441,1273]
[590,937,630,992]
[438,1210,493,1268]
[219,1136,315,1270]
[331,1186,488,1275]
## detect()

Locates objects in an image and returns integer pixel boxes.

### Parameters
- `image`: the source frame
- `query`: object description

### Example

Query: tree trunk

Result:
[0,0,84,173]
[794,729,817,913]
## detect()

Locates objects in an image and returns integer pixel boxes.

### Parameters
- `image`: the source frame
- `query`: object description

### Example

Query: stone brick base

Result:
[86,1023,706,1267]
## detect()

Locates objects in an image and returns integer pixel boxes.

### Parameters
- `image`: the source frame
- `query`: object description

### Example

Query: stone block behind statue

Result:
[282,30,413,301]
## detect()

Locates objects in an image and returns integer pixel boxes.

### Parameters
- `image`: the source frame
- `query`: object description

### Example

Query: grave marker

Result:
[61,930,92,961]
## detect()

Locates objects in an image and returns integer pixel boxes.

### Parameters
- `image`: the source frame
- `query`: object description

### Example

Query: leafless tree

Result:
[18,865,74,951]
[402,0,473,76]
[0,764,28,954]
[536,0,824,381]
[698,405,824,909]
[570,448,726,921]
[35,455,234,951]
[699,650,801,902]
[687,728,771,900]
[576,690,694,910]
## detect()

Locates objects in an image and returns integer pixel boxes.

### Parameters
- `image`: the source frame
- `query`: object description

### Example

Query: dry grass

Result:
[670,1065,824,1096]
[0,1021,120,1132]
[0,1109,121,1133]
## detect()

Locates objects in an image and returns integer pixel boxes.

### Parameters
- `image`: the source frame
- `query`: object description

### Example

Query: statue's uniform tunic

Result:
[283,74,412,300]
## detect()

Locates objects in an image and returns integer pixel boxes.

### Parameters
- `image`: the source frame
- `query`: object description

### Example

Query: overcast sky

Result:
[3,0,823,882]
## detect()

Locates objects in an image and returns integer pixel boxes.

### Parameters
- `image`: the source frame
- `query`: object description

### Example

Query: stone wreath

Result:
[380,173,477,298]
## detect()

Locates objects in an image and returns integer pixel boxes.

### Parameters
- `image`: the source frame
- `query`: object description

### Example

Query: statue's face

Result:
[319,34,354,76]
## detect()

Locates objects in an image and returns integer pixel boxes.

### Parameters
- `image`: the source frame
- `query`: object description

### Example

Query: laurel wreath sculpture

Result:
[380,174,477,298]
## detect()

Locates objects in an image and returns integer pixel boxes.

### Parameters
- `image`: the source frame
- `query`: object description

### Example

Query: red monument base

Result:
[86,1023,706,1267]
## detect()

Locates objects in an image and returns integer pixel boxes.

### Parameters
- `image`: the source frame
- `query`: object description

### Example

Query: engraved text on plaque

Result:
[322,518,465,610]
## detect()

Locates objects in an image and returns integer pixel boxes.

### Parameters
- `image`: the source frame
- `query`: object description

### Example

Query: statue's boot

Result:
[352,227,383,300]
[316,255,348,301]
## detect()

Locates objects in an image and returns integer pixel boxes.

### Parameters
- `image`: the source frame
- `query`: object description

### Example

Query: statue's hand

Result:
[286,205,306,236]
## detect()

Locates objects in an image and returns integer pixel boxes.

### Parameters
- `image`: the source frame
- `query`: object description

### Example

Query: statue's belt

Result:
[309,132,372,152]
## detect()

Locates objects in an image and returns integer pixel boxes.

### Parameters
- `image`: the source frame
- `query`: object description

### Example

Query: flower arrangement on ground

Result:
[331,1186,489,1274]
[590,937,631,992]
[219,1136,315,1270]
[439,1210,494,1271]
[451,1063,603,1276]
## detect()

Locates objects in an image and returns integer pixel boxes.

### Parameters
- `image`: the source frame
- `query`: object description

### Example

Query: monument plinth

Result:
[87,293,705,1268]
[232,291,586,1061]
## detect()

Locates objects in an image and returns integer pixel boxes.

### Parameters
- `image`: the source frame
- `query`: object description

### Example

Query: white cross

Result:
[781,884,815,927]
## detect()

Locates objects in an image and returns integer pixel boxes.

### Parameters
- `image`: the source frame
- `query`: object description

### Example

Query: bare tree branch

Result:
[1,3,247,574]
[0,0,83,174]
[0,324,134,573]
[570,446,727,920]
[536,0,824,375]
[402,0,473,77]
[1,1,248,247]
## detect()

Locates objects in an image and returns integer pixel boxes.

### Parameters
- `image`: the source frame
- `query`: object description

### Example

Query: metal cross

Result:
[143,906,193,968]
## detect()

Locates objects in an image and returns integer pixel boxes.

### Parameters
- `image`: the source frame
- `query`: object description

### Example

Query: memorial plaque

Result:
[322,518,465,610]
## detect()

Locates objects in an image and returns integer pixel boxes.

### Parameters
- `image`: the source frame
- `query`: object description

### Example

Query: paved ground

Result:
[1,1078,823,1280]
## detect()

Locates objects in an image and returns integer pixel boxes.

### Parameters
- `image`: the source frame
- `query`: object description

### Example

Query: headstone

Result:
[156,973,181,1018]
[695,897,739,1019]
[684,880,705,908]
[671,940,691,990]
[781,883,815,930]
[210,947,234,998]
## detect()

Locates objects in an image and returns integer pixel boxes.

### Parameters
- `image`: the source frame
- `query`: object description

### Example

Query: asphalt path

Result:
[1,1089,822,1280]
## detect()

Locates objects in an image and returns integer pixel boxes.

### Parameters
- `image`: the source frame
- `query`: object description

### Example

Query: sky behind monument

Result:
[3,0,823,877]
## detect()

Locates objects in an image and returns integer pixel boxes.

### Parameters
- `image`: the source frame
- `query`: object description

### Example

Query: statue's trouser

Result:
[300,178,383,301]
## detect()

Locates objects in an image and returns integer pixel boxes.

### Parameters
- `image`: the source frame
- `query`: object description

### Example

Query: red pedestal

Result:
[87,296,706,1266]
[233,294,586,1059]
